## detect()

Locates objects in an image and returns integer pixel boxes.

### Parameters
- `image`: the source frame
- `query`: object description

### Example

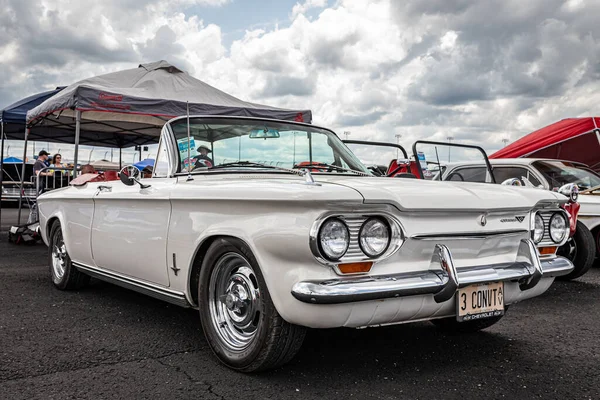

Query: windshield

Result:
[167,118,370,175]
[533,160,600,190]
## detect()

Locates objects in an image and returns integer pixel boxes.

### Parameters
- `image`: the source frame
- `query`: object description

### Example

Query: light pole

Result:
[88,147,95,163]
[395,134,402,159]
[343,131,351,141]
[447,136,454,162]
[502,138,509,147]
[104,151,109,160]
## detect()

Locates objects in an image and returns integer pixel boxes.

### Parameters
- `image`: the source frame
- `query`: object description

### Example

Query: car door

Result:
[90,177,175,286]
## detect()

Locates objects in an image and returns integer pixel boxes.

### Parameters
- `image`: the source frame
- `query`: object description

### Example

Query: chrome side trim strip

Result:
[73,262,190,308]
[291,239,574,305]
[411,230,528,241]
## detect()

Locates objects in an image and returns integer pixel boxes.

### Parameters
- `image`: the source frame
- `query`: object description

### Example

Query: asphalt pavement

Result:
[0,207,599,399]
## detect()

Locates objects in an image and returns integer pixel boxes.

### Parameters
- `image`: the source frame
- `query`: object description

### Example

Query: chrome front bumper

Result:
[291,239,573,305]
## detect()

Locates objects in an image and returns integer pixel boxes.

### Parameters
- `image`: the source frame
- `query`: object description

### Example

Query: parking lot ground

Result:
[0,221,599,399]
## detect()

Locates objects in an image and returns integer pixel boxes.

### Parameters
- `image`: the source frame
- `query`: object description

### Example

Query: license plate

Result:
[456,281,504,322]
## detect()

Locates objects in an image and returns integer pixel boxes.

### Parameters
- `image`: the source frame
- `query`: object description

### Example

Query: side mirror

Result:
[558,183,579,203]
[119,165,151,189]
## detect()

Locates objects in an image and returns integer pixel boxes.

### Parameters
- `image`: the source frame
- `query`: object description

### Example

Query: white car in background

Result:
[37,116,574,372]
[437,157,598,280]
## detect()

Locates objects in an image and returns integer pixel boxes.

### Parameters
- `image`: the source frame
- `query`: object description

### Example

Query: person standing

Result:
[34,150,52,177]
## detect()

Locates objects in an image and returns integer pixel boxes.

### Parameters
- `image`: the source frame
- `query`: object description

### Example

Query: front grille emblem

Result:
[478,214,487,226]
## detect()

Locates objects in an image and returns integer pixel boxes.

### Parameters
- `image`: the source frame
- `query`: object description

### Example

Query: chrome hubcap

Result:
[208,253,262,353]
[51,234,67,282]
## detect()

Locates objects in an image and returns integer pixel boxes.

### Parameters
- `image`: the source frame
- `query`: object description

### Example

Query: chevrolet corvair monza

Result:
[39,116,574,371]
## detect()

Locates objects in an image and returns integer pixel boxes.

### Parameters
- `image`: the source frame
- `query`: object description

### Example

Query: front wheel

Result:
[557,221,595,281]
[198,238,306,372]
[48,222,90,290]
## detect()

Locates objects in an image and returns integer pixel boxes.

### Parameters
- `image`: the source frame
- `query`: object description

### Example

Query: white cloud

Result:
[2,0,600,165]
[291,0,328,20]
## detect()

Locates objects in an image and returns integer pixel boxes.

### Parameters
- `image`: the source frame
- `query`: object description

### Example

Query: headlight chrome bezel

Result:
[549,212,568,244]
[358,217,392,258]
[317,217,350,261]
[530,208,571,248]
[310,212,404,267]
[532,213,544,244]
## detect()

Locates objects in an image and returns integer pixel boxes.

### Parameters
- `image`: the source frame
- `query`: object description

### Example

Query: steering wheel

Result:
[448,172,465,181]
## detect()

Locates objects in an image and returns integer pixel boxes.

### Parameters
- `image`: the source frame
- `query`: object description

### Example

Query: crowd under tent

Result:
[9,60,311,226]
[0,87,65,230]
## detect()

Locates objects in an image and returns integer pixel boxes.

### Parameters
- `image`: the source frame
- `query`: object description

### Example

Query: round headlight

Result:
[318,218,350,260]
[359,217,391,258]
[549,213,568,243]
[533,214,544,243]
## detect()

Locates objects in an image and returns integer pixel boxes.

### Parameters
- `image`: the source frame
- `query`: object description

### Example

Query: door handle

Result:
[97,185,112,193]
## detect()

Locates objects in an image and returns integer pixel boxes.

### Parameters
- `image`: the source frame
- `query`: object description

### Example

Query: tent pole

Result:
[17,127,29,225]
[0,122,4,232]
[119,148,122,169]
[73,110,81,178]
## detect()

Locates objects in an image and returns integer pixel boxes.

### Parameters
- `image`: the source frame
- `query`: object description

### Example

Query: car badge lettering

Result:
[500,216,525,223]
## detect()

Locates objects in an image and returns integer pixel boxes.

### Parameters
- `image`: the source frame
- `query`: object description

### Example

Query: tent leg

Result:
[119,148,122,169]
[17,127,29,225]
[0,122,4,232]
[73,110,81,178]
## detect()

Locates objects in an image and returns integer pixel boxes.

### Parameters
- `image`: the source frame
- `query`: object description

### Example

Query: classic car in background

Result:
[38,117,574,372]
[407,140,595,281]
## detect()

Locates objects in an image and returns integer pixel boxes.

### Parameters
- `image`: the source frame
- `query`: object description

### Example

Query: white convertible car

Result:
[39,116,574,372]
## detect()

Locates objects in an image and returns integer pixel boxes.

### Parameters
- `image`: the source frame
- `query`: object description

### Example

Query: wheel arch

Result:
[187,234,254,307]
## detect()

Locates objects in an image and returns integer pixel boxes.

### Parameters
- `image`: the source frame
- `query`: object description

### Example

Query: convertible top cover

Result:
[25,60,312,147]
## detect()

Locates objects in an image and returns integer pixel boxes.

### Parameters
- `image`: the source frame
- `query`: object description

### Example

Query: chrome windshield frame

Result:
[162,115,371,176]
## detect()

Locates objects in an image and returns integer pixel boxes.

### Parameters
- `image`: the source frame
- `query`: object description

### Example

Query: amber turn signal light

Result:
[538,246,557,255]
[338,262,373,274]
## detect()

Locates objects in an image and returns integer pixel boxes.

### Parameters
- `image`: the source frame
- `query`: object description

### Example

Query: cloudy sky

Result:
[1,0,599,164]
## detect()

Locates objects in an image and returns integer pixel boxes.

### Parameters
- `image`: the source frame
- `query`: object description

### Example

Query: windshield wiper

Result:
[210,161,273,170]
[211,161,370,176]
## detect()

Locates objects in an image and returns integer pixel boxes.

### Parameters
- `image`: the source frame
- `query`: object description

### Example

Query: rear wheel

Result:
[48,222,90,290]
[198,238,306,372]
[557,221,595,281]
[431,313,505,334]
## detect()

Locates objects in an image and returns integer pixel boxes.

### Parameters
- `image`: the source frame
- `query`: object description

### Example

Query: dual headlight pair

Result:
[318,217,391,261]
[532,212,568,244]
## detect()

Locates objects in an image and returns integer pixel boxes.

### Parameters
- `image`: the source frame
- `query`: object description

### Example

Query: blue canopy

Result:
[2,156,23,163]
[1,87,65,138]
[133,158,155,170]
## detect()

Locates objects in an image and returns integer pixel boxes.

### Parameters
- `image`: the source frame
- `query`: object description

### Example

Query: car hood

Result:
[320,176,566,211]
